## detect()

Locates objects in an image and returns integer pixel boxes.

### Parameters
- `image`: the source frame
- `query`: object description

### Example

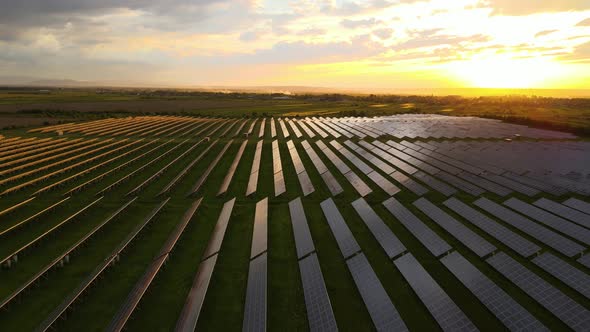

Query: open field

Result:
[0,113,589,331]
[1,88,590,136]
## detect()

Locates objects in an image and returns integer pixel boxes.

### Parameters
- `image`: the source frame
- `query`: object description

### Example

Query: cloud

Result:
[559,41,590,62]
[535,30,557,38]
[239,31,259,42]
[576,18,590,26]
[372,28,393,39]
[340,18,377,29]
[482,0,590,15]
[392,31,490,51]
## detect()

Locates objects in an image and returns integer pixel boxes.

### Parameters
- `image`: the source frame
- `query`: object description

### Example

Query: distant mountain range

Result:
[1,76,589,98]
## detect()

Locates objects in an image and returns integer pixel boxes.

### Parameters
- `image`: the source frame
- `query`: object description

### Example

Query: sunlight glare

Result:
[446,56,565,88]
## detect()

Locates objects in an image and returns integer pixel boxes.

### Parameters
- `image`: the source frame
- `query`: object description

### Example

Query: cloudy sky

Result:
[1,0,589,89]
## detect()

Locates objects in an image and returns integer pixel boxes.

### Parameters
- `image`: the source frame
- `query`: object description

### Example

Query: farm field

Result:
[0,114,589,332]
[1,88,590,137]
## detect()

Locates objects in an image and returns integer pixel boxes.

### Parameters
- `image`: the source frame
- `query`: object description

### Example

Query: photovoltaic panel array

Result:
[487,252,590,331]
[443,197,540,257]
[242,253,267,332]
[289,197,315,259]
[532,252,590,300]
[351,198,406,259]
[382,197,451,257]
[563,198,590,215]
[440,252,547,331]
[413,197,496,257]
[534,198,590,229]
[394,253,477,332]
[299,253,338,332]
[320,198,361,259]
[504,197,590,246]
[347,253,408,332]
[475,198,584,257]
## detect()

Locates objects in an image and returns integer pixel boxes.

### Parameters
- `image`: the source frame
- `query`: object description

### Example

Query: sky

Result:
[1,0,589,89]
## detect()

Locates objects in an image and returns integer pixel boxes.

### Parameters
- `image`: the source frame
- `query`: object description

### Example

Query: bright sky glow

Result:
[0,0,589,89]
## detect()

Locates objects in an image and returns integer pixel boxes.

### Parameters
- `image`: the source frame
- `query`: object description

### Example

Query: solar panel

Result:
[382,197,451,257]
[413,171,457,197]
[563,198,590,215]
[413,198,496,257]
[346,253,408,332]
[321,171,344,196]
[475,198,584,257]
[394,253,477,332]
[532,252,590,300]
[443,197,540,258]
[351,198,406,259]
[274,172,286,196]
[299,253,338,332]
[483,174,540,197]
[289,197,315,259]
[440,252,547,331]
[175,254,218,332]
[202,198,236,259]
[366,171,401,196]
[298,171,315,196]
[389,171,429,196]
[343,171,372,197]
[487,252,590,331]
[579,255,590,269]
[504,197,590,246]
[435,172,485,196]
[457,172,512,196]
[320,198,361,259]
[243,253,267,332]
[534,198,590,229]
[251,198,268,259]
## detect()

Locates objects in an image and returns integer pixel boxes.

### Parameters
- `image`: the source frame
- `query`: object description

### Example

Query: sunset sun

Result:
[446,55,567,89]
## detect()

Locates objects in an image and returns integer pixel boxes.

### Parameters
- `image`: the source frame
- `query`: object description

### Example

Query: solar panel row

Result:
[487,252,590,331]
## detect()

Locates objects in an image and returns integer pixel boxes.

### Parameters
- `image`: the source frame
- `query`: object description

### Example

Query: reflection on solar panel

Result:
[532,252,590,300]
[202,198,236,259]
[394,253,477,332]
[175,254,218,332]
[504,197,590,246]
[475,198,584,257]
[389,171,428,196]
[246,141,263,196]
[347,253,408,332]
[251,198,268,259]
[299,253,338,332]
[320,198,361,259]
[343,171,372,197]
[443,197,540,257]
[487,252,590,331]
[563,198,590,215]
[243,253,267,332]
[270,118,277,138]
[441,252,547,331]
[366,170,400,196]
[351,198,406,259]
[289,198,315,259]
[382,197,451,257]
[534,198,590,229]
[414,198,495,257]
[258,119,266,138]
[218,140,247,196]
[321,172,344,196]
[272,140,286,196]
